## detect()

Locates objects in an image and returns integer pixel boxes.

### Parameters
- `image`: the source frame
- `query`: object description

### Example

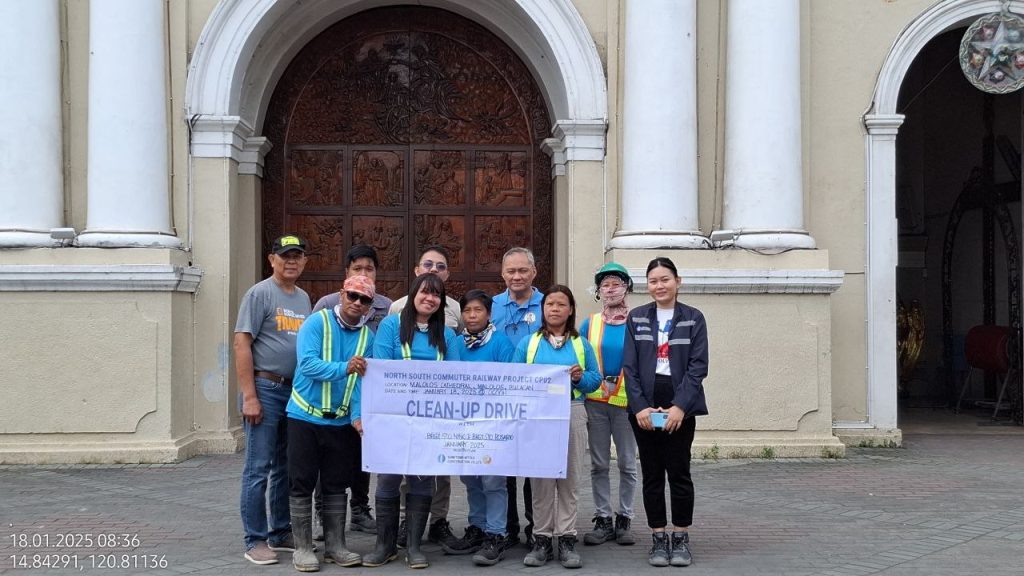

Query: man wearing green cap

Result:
[234,234,312,565]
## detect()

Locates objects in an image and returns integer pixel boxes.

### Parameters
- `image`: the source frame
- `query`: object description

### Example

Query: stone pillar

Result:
[609,0,706,249]
[718,0,815,250]
[0,0,63,247]
[78,0,181,248]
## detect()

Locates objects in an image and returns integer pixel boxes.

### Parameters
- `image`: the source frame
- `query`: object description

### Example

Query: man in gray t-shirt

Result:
[234,234,311,566]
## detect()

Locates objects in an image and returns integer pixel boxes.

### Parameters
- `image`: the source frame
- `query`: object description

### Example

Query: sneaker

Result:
[583,516,614,545]
[397,519,408,549]
[244,541,279,565]
[502,532,521,552]
[472,533,505,566]
[428,517,458,547]
[441,524,486,555]
[268,534,295,552]
[522,535,552,567]
[614,514,635,545]
[648,532,670,567]
[350,505,377,534]
[670,532,692,567]
[557,535,582,569]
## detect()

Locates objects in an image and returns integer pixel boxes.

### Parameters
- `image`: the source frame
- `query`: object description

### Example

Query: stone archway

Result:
[864,0,1024,432]
[260,6,554,303]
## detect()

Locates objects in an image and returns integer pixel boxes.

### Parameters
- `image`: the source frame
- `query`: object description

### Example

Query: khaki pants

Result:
[531,402,588,537]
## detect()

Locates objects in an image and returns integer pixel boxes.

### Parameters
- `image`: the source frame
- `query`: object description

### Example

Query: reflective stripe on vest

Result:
[290,309,369,419]
[525,332,585,400]
[401,342,443,361]
[584,314,628,407]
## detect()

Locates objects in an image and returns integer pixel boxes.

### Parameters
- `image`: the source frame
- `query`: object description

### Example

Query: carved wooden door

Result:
[262,6,553,305]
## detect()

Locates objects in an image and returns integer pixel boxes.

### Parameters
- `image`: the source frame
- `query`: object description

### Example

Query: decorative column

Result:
[0,0,63,247]
[717,0,815,250]
[78,0,181,248]
[609,0,706,249]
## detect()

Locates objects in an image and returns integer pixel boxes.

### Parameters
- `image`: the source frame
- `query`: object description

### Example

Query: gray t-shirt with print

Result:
[235,277,311,378]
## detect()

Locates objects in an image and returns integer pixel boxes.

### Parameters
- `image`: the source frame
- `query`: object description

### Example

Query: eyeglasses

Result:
[419,260,448,272]
[345,291,373,306]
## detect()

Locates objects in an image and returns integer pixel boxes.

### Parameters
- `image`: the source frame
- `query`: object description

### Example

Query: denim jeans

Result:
[461,475,508,535]
[240,377,291,549]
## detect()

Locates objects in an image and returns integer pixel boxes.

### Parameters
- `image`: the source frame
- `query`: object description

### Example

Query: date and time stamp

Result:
[7,532,169,571]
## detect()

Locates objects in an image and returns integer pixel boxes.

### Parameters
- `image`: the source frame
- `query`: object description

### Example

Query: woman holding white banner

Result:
[514,285,601,569]
[363,273,460,569]
[444,289,516,565]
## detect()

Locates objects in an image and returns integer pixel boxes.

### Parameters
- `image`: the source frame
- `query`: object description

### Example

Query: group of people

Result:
[234,235,710,571]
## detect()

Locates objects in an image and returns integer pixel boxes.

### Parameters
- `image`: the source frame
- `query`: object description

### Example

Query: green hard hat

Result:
[594,262,632,290]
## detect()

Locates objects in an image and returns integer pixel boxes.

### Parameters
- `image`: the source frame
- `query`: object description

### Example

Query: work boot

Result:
[288,496,320,572]
[427,517,457,546]
[350,502,377,534]
[670,532,692,567]
[405,494,432,569]
[441,524,485,555]
[472,532,505,566]
[582,516,614,545]
[557,535,582,569]
[362,496,400,567]
[397,519,408,549]
[322,494,361,567]
[648,532,670,567]
[522,534,552,567]
[614,514,635,545]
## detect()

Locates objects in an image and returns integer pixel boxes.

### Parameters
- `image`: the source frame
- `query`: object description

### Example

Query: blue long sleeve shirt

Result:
[288,309,374,426]
[513,333,602,400]
[371,314,461,361]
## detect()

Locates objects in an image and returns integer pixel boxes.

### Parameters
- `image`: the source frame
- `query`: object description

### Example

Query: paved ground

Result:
[2,433,1022,575]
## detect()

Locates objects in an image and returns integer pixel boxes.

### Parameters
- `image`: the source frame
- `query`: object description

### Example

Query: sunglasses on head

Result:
[345,291,373,306]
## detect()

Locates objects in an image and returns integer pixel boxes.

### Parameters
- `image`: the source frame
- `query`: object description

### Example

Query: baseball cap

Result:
[272,234,307,255]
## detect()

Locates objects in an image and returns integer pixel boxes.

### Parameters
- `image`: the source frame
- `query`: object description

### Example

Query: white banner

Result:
[361,358,570,478]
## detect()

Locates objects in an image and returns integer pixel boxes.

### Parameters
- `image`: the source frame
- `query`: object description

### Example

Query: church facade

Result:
[1,0,1019,462]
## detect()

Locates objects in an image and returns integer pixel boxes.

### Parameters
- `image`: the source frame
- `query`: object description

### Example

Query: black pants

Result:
[287,417,359,499]
[505,477,533,536]
[629,375,696,528]
[314,438,370,514]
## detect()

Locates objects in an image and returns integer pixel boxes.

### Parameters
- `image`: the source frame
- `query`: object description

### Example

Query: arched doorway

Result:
[894,27,1023,429]
[261,6,554,303]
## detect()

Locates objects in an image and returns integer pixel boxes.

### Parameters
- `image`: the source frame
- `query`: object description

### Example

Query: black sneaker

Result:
[670,532,692,567]
[583,516,614,545]
[472,533,505,566]
[350,505,377,534]
[502,532,521,551]
[428,517,458,547]
[441,524,486,555]
[614,514,635,545]
[397,519,408,549]
[648,532,670,567]
[522,535,552,567]
[557,535,582,569]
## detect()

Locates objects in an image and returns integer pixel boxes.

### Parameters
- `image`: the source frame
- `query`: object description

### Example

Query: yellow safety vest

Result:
[525,332,586,400]
[584,314,628,407]
[290,309,369,419]
[401,342,444,361]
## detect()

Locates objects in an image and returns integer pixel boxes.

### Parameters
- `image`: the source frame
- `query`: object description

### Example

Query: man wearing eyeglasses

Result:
[311,245,394,537]
[388,244,463,332]
[489,246,544,550]
[387,244,463,549]
[234,234,312,565]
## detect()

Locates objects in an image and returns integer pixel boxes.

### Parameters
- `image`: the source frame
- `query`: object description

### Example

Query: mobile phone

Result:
[649,412,668,429]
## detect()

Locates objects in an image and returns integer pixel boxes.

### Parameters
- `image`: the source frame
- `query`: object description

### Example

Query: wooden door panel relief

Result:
[262,7,552,304]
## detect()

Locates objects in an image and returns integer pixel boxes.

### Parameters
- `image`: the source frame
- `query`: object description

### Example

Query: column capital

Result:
[864,114,905,136]
[540,137,567,177]
[190,115,255,162]
[238,137,273,177]
[551,120,606,161]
